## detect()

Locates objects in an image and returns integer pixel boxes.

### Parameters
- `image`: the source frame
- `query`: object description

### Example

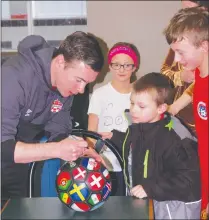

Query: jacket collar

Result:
[129,112,171,134]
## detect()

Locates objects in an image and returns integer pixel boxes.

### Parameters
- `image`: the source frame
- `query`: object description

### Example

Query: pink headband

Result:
[108,45,138,67]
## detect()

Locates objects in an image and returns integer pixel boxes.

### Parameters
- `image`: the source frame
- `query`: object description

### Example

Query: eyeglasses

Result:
[110,63,135,71]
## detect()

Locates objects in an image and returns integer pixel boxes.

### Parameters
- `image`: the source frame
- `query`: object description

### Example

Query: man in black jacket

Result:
[1,32,104,205]
[101,73,201,219]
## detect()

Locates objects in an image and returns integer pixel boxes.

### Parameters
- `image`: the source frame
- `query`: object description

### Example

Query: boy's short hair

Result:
[163,7,208,47]
[133,72,174,106]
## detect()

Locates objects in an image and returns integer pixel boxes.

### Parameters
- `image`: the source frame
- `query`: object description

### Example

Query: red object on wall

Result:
[11,14,27,19]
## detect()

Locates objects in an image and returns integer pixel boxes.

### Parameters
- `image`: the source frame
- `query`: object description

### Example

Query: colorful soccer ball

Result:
[56,157,112,212]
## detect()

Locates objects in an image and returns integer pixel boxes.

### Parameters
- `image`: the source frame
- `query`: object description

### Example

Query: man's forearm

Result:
[14,141,59,163]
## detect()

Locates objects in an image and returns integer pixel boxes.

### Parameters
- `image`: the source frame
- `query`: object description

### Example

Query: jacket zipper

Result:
[122,127,130,188]
[143,150,149,178]
[139,125,149,179]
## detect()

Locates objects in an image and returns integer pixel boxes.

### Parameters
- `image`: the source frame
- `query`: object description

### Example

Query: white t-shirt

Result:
[88,82,131,171]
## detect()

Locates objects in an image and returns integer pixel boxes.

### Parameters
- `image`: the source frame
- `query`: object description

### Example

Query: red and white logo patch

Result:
[87,172,105,191]
[51,99,63,113]
[197,101,207,120]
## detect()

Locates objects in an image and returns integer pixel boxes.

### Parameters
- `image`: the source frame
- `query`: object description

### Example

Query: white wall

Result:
[2,1,10,19]
[32,1,86,19]
[87,1,181,90]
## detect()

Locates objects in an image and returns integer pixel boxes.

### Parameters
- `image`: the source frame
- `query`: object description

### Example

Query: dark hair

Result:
[53,31,104,72]
[163,7,208,47]
[133,72,174,105]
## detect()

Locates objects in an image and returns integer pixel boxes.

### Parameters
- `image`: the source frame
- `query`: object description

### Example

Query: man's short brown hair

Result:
[163,7,208,47]
[53,31,104,72]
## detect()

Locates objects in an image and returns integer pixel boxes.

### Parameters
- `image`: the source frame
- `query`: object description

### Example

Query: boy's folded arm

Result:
[141,140,200,201]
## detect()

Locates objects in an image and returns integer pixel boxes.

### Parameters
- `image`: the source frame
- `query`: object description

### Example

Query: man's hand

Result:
[180,69,195,83]
[130,185,147,199]
[57,136,88,161]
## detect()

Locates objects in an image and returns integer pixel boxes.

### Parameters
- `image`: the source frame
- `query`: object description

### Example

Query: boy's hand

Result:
[83,147,112,170]
[130,185,147,199]
[84,137,113,170]
[83,147,102,163]
[99,132,113,140]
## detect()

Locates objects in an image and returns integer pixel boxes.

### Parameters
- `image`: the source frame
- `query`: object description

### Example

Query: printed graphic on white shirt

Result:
[88,82,131,171]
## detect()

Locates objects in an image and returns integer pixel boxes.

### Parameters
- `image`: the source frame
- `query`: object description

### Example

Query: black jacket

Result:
[111,113,200,202]
[2,36,74,166]
[1,36,74,196]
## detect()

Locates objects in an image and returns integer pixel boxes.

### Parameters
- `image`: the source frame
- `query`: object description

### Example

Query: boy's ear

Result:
[158,103,168,114]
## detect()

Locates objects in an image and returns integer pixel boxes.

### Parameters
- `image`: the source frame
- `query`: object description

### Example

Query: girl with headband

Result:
[88,42,139,195]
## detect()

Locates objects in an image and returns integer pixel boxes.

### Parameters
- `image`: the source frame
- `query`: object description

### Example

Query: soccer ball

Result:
[56,157,112,212]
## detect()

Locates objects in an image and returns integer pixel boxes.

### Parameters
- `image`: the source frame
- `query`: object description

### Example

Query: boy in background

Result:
[161,0,209,135]
[163,7,208,218]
